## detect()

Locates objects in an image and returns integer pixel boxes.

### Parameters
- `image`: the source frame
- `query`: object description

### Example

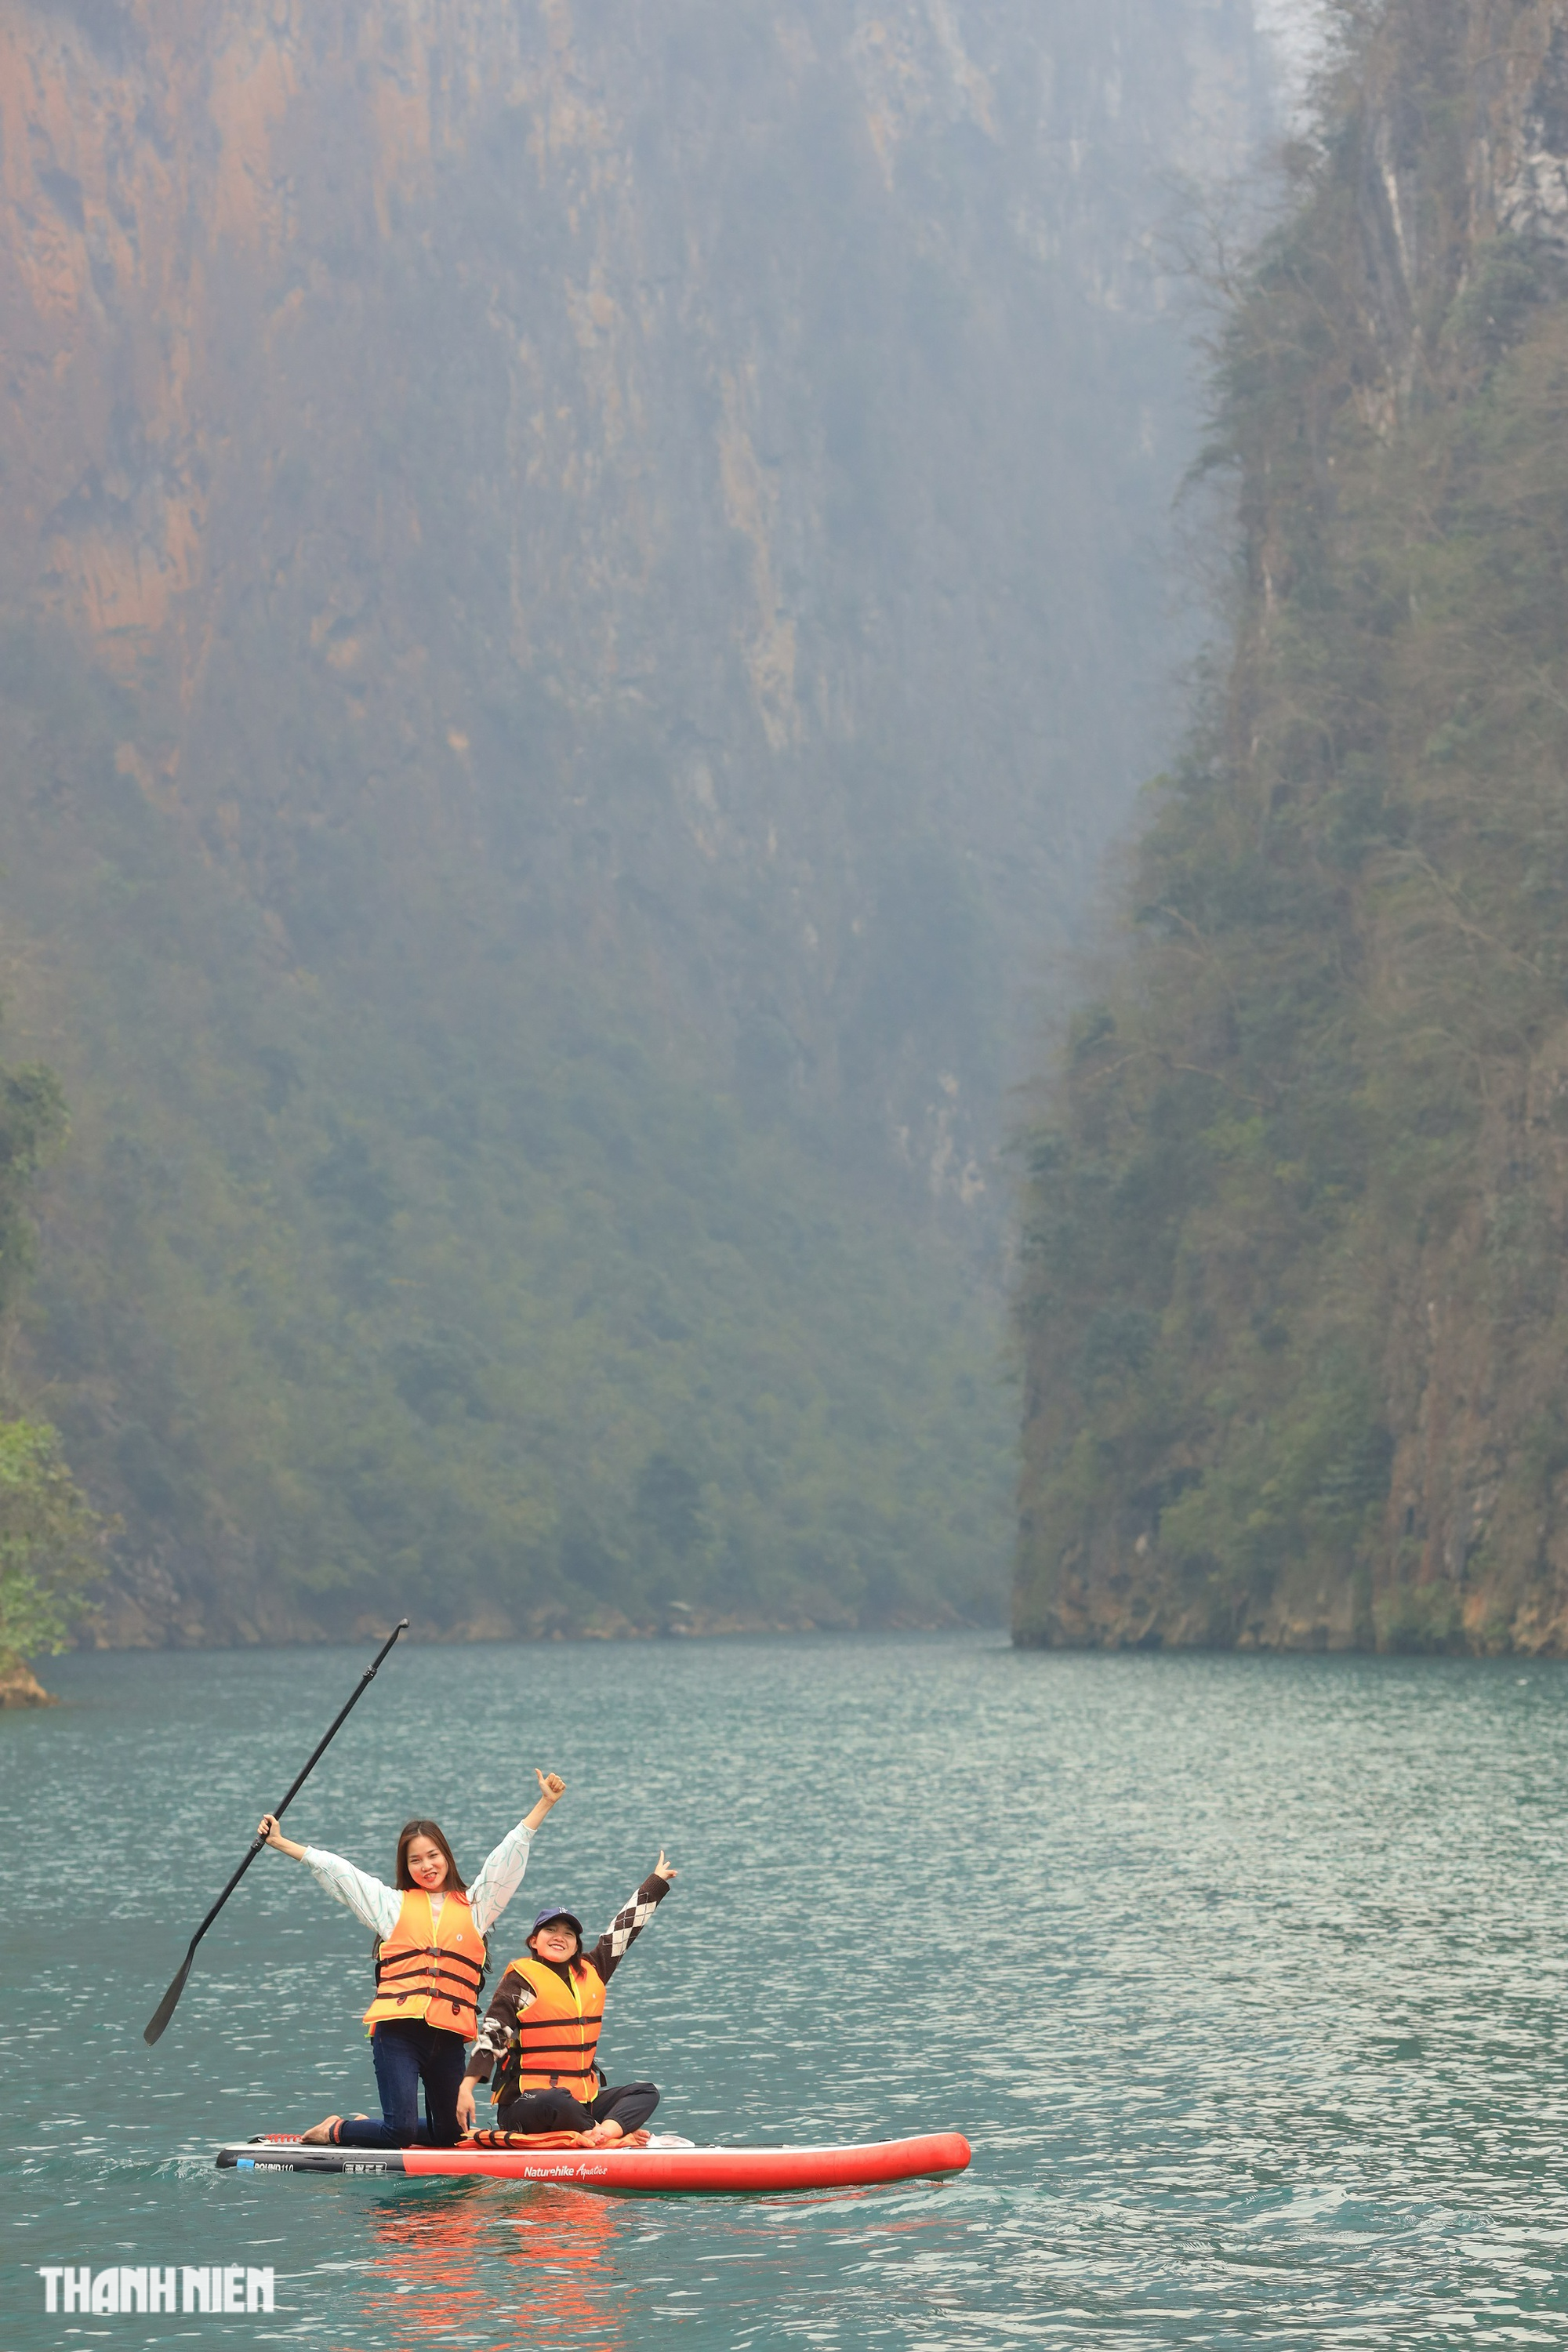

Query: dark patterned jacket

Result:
[463,1869,671,2088]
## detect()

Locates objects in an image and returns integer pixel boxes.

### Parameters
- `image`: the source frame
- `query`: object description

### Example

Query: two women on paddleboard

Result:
[258,1777,677,2148]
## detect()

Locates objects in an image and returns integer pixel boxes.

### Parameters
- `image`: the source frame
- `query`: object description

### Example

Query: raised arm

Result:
[466,1769,566,1938]
[257,1813,401,1938]
[522,1770,567,1835]
[584,1850,677,1987]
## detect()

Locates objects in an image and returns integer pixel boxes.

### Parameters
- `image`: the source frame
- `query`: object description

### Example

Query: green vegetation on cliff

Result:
[6,633,1008,1639]
[0,1047,101,1675]
[1017,0,1568,1653]
[0,1418,103,1673]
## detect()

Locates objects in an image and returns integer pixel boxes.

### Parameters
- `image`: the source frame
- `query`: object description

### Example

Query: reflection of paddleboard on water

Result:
[215,2130,971,2194]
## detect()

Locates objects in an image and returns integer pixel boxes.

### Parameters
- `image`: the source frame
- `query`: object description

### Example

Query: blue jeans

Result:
[336,2020,469,2149]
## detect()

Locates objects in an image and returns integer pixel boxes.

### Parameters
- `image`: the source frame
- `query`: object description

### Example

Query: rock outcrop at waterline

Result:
[0,1662,59,1708]
[1016,0,1568,1656]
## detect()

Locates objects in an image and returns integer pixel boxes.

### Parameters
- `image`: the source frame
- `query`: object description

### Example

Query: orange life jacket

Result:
[363,1889,487,2039]
[493,1954,606,2104]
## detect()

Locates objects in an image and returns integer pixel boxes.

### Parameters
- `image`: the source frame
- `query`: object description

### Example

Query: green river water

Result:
[4,1634,1568,2349]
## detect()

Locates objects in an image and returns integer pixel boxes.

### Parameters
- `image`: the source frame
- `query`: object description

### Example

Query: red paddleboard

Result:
[216,2132,971,2194]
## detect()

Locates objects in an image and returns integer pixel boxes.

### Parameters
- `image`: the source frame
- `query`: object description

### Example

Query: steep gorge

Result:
[0,0,1269,1641]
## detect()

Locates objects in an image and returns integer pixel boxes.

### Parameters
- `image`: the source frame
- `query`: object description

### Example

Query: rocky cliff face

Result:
[0,0,1271,1642]
[1363,2,1568,1654]
[2,0,1268,1175]
[1017,0,1568,1657]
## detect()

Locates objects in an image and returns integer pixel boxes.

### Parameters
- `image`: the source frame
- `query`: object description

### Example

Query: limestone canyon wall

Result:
[0,0,1271,1640]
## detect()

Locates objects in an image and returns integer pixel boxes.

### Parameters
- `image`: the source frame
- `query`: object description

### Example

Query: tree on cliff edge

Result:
[0,1051,103,1697]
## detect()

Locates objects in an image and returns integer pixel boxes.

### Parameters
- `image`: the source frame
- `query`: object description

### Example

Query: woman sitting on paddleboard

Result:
[258,1769,567,2149]
[457,1849,677,2147]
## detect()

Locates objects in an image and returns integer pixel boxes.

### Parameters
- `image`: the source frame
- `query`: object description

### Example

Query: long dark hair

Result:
[394,1818,466,1894]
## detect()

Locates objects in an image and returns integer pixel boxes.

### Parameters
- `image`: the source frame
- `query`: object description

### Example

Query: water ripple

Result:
[4,1639,1568,2346]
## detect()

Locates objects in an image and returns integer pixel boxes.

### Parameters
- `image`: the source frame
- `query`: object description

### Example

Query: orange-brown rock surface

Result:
[0,0,1267,1056]
[0,2,1270,1642]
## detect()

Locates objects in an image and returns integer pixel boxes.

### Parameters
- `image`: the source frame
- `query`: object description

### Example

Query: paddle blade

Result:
[143,1949,196,2045]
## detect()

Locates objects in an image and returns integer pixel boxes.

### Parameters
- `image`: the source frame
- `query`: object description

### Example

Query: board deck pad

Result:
[215,2131,971,2194]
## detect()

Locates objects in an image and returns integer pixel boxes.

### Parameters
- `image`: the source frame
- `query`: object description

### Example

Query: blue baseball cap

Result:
[530,1906,583,1936]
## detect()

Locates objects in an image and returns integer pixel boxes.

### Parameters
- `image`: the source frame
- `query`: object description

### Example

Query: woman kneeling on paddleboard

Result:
[258,1769,566,2148]
[457,1849,677,2147]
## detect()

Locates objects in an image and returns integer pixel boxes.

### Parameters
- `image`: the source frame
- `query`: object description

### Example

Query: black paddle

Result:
[143,1618,410,2045]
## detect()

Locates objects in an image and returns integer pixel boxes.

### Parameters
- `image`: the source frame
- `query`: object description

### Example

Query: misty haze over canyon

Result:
[0,0,1297,1646]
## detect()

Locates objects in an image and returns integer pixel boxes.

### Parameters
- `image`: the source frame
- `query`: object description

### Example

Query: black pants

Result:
[495,2081,659,2137]
[336,2020,468,2149]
